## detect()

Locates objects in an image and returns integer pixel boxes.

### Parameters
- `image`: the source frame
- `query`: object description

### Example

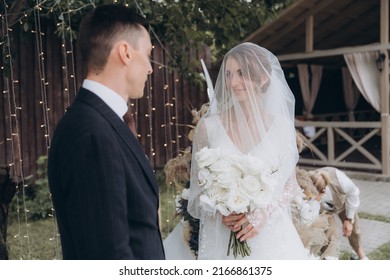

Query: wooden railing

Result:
[295,119,382,172]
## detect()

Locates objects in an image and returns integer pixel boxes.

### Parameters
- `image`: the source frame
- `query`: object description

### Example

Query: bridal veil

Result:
[188,43,299,219]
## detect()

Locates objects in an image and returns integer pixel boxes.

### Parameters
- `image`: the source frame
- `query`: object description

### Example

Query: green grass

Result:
[368,242,390,260]
[8,215,390,260]
[358,212,390,223]
[6,169,179,259]
[5,171,390,259]
[157,169,181,239]
[338,242,390,260]
[338,250,353,260]
[334,211,390,260]
[7,217,61,260]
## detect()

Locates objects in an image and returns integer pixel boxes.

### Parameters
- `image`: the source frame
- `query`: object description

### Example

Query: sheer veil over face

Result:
[208,42,295,153]
[188,43,299,219]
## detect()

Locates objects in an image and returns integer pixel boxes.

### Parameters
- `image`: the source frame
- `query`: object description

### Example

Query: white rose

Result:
[195,147,220,168]
[226,155,242,169]
[239,175,261,197]
[226,189,250,214]
[209,158,230,173]
[214,168,240,188]
[243,155,265,175]
[216,203,230,216]
[252,182,274,208]
[206,184,229,202]
[198,168,212,189]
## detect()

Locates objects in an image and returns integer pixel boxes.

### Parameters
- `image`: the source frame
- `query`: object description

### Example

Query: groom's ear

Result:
[116,41,133,65]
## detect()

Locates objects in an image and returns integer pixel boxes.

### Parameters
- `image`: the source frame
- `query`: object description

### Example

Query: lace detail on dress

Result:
[198,214,207,259]
[280,175,302,205]
[197,210,227,259]
[247,173,301,230]
[247,208,264,228]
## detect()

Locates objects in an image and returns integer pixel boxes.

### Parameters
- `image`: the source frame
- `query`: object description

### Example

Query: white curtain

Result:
[341,67,360,121]
[297,64,323,119]
[344,52,381,112]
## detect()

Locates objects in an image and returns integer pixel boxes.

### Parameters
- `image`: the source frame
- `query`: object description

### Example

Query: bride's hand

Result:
[222,214,259,241]
[222,213,244,231]
[233,216,259,242]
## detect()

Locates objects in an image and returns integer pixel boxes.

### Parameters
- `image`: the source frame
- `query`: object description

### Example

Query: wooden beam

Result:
[380,0,390,176]
[245,0,336,45]
[305,15,313,52]
[277,43,390,61]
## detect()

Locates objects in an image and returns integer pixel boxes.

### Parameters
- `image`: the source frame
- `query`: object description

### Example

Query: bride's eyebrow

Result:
[225,69,243,76]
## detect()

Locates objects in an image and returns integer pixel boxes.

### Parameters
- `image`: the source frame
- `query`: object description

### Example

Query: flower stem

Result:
[227,231,251,259]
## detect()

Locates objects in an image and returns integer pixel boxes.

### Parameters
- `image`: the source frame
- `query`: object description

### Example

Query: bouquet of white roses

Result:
[195,146,278,258]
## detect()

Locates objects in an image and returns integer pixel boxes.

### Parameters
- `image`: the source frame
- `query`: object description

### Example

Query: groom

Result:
[48,4,165,259]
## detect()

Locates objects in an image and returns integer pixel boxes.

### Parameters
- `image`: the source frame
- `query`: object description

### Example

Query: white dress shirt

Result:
[82,79,128,120]
[323,169,360,220]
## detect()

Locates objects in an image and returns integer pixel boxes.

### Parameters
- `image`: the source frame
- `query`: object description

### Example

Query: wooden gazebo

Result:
[245,0,390,177]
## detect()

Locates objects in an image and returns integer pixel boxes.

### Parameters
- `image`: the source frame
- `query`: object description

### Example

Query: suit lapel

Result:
[75,88,159,197]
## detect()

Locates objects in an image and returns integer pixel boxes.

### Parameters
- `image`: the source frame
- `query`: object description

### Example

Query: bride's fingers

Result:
[239,226,258,241]
[230,225,239,232]
[235,223,254,240]
[233,216,249,230]
[223,213,244,226]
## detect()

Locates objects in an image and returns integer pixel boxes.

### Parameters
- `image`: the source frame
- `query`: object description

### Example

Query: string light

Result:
[32,0,63,259]
[1,0,31,259]
[1,0,196,248]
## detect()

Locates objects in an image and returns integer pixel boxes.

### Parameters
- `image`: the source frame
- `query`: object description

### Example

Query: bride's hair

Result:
[225,44,272,92]
[214,43,273,105]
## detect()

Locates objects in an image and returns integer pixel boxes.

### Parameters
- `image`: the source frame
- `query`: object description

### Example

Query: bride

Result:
[165,43,309,259]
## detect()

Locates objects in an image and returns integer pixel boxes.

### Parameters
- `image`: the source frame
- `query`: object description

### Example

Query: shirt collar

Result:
[82,79,128,120]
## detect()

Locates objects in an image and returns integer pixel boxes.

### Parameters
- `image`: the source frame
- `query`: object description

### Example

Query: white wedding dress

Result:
[164,220,196,259]
[165,42,310,260]
[164,116,310,260]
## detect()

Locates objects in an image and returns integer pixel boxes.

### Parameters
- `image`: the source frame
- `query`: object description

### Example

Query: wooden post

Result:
[380,0,390,176]
[327,127,334,162]
[305,15,314,52]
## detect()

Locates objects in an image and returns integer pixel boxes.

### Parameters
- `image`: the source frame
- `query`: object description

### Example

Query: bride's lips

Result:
[233,88,246,94]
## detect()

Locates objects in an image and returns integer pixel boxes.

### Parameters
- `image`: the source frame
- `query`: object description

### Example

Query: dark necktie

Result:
[123,109,137,136]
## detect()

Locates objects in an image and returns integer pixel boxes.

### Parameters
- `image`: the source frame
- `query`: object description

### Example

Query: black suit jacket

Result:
[48,88,165,259]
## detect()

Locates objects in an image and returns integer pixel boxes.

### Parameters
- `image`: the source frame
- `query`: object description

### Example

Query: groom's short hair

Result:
[78,4,149,73]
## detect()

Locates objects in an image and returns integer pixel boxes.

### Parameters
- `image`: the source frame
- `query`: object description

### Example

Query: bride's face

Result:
[225,57,250,102]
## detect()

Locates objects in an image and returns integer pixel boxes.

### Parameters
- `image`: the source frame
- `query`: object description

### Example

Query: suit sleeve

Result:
[63,131,132,259]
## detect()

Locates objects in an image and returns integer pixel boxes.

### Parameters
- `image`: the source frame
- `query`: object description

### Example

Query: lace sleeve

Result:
[247,172,301,228]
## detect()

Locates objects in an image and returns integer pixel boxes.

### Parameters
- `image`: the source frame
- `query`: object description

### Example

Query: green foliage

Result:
[30,155,53,219]
[131,0,292,81]
[10,155,53,221]
[1,0,292,83]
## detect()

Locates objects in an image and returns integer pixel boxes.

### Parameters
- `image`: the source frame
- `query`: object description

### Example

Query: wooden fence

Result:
[295,110,382,174]
[0,21,209,181]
